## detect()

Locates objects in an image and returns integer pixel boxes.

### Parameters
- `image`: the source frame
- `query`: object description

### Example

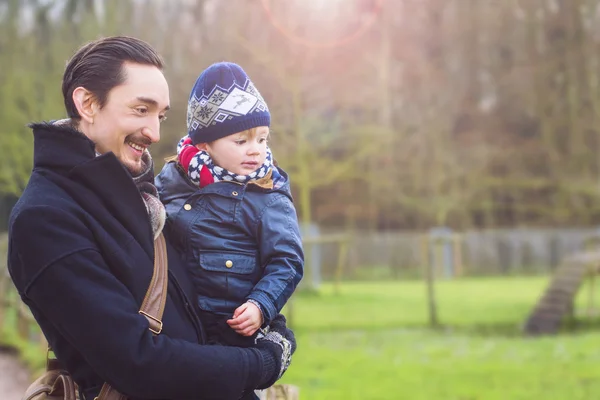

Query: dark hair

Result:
[62,36,164,119]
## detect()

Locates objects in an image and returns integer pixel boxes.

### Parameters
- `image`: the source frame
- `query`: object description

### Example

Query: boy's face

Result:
[200,127,269,176]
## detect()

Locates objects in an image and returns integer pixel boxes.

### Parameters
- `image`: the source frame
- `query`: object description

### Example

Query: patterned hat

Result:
[187,62,270,144]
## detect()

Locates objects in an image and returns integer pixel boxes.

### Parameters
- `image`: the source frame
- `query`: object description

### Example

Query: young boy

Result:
[156,62,304,348]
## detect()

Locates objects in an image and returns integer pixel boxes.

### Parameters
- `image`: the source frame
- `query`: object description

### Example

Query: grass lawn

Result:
[4,275,600,399]
[279,276,600,399]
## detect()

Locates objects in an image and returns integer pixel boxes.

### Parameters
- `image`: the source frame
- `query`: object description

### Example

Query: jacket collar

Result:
[30,121,154,255]
[30,122,97,171]
[156,161,293,205]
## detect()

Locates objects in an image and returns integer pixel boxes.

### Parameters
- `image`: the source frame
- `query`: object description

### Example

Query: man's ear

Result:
[72,87,97,124]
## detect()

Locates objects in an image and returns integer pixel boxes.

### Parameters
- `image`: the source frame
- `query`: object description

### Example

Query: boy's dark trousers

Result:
[198,309,259,347]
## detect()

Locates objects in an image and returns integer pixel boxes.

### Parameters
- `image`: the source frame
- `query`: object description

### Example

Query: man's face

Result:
[85,62,170,175]
[203,127,269,176]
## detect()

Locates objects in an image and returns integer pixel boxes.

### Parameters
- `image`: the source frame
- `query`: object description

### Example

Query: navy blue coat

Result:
[155,161,303,326]
[7,123,271,400]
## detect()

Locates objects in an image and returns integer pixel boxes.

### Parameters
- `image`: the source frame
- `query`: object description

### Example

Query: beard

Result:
[122,133,152,176]
[123,150,151,177]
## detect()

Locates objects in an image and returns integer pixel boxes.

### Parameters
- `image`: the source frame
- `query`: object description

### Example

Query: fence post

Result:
[257,385,300,400]
[17,302,30,341]
[421,235,439,328]
[333,238,349,295]
[0,267,6,331]
[453,234,463,277]
[588,272,596,318]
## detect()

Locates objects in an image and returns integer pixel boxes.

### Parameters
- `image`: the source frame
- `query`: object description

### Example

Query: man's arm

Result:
[9,205,276,399]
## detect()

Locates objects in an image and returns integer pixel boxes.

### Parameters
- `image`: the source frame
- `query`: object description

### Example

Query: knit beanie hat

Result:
[186,62,270,144]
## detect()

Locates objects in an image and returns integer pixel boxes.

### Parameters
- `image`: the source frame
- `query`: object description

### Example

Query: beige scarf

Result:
[131,151,166,240]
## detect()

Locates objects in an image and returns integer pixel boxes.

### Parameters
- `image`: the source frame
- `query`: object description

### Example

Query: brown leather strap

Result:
[96,233,169,400]
[22,368,72,400]
[53,373,78,400]
[94,381,127,400]
[39,235,169,400]
[138,232,169,334]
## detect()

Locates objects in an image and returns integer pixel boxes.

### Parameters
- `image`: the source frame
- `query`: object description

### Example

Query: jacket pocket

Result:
[194,252,259,313]
[199,252,256,275]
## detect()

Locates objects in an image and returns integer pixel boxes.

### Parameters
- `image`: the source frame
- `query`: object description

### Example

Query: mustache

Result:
[126,134,152,147]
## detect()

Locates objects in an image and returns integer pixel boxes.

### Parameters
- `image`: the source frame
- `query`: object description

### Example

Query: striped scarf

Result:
[176,135,274,188]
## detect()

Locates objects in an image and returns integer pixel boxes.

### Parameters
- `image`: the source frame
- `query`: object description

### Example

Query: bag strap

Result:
[95,233,169,400]
[94,232,169,400]
[138,232,169,335]
[42,233,169,400]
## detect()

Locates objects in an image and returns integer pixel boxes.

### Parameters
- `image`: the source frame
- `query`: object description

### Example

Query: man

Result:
[7,36,294,400]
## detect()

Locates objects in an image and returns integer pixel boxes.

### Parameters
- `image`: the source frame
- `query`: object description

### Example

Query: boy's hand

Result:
[227,302,263,336]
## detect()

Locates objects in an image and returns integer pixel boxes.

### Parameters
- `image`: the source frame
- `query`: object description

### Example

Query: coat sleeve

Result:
[247,194,304,325]
[9,205,265,400]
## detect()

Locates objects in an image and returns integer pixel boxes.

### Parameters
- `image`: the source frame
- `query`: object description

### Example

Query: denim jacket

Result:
[155,161,304,325]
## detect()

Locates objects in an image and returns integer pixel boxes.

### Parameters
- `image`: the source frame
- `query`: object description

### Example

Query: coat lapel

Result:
[68,153,154,258]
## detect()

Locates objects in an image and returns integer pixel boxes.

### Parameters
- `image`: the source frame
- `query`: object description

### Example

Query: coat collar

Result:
[156,160,293,205]
[30,122,154,255]
[30,122,97,171]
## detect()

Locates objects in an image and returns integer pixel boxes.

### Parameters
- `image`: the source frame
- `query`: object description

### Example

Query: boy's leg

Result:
[217,316,258,347]
[197,310,224,345]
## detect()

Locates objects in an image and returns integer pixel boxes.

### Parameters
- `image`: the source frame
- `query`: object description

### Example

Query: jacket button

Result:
[232,191,238,196]
[225,260,233,268]
[184,204,192,211]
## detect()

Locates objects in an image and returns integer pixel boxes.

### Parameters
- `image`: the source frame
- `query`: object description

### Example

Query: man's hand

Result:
[254,314,296,389]
[227,301,263,336]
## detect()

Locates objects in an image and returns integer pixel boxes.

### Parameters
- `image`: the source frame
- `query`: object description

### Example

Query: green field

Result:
[4,276,600,399]
[279,277,600,399]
